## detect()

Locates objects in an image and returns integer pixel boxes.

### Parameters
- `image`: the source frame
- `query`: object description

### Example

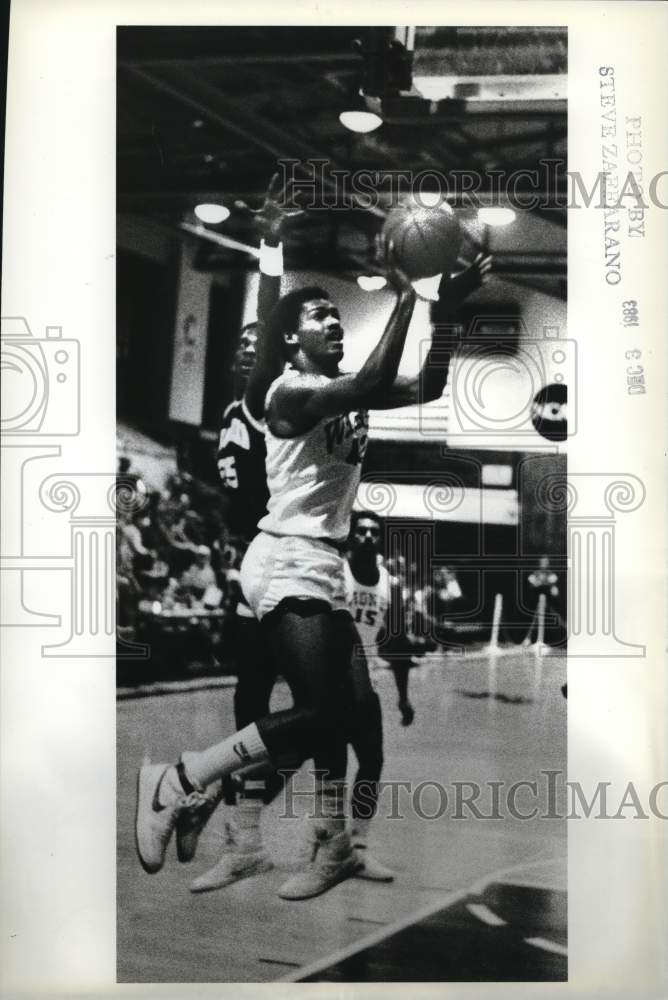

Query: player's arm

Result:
[269,249,416,430]
[241,173,304,421]
[363,253,492,409]
[243,245,283,421]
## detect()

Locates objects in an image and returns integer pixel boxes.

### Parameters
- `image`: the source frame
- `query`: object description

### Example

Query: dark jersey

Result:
[216,398,269,543]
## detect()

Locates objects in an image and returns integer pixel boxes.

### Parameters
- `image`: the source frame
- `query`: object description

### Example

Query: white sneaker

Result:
[278,830,361,900]
[353,845,395,882]
[135,758,220,874]
[135,760,183,874]
[190,843,273,893]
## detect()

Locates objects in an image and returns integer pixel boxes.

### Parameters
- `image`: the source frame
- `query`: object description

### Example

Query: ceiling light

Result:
[415,190,445,208]
[478,207,516,227]
[357,275,387,292]
[194,203,230,225]
[339,110,383,134]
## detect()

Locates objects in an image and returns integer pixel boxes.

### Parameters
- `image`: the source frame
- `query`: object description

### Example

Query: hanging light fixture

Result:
[357,274,387,291]
[339,99,382,134]
[194,203,230,224]
[478,207,516,227]
[339,41,383,134]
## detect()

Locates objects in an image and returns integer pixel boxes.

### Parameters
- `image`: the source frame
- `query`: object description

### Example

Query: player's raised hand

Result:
[442,252,493,305]
[234,171,304,242]
[470,251,493,284]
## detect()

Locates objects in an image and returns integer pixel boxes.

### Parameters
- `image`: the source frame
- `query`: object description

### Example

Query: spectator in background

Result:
[117,455,147,500]
[433,566,463,607]
[527,555,560,601]
[138,493,171,570]
[119,508,155,575]
[117,517,141,627]
[410,565,464,653]
[522,555,564,646]
[159,500,202,576]
[179,544,217,603]
[432,566,464,642]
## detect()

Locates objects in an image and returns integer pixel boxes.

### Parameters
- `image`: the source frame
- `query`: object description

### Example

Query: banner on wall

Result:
[168,246,212,426]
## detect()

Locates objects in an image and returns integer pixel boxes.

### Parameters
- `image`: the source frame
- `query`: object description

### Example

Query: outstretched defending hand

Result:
[235,172,304,243]
[442,252,493,305]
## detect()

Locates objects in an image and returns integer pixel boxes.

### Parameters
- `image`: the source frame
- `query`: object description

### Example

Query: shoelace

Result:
[177,790,216,821]
[210,822,238,848]
[308,830,334,865]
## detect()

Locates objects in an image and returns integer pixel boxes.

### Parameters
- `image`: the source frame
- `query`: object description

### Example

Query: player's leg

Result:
[189,608,281,892]
[135,535,357,892]
[347,639,395,882]
[389,656,415,726]
[269,600,361,899]
[135,699,313,875]
[383,629,416,726]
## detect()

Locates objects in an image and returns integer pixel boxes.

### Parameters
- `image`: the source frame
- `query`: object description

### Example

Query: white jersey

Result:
[258,369,369,541]
[344,561,390,657]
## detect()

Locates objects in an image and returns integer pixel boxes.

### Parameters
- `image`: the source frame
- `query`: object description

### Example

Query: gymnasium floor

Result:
[117,649,567,983]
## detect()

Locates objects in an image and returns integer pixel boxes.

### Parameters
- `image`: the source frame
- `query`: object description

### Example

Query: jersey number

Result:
[354,607,378,628]
[218,456,238,489]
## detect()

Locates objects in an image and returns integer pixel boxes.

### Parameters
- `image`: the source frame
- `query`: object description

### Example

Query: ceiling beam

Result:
[529,207,567,229]
[466,126,567,153]
[126,64,386,220]
[119,52,360,69]
[382,99,566,125]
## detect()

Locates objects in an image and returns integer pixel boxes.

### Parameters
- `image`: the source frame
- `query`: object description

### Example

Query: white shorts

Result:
[240,531,348,621]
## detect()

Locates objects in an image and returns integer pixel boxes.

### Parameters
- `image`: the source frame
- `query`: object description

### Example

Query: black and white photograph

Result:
[116,25,568,983]
[1,3,667,997]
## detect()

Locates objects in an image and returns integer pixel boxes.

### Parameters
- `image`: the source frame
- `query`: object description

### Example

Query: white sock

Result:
[351,817,372,848]
[234,780,264,852]
[181,723,269,788]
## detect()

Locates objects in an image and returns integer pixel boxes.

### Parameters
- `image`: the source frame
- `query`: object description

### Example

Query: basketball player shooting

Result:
[135,213,491,900]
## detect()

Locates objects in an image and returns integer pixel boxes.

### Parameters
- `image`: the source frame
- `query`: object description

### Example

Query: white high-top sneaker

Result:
[278,829,361,900]
[353,844,395,882]
[135,758,216,874]
[190,822,273,892]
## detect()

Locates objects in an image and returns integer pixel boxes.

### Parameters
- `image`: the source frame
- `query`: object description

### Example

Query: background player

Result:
[346,510,416,725]
[343,509,415,881]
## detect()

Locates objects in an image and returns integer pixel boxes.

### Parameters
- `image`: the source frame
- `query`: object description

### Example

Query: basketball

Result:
[381,200,463,280]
